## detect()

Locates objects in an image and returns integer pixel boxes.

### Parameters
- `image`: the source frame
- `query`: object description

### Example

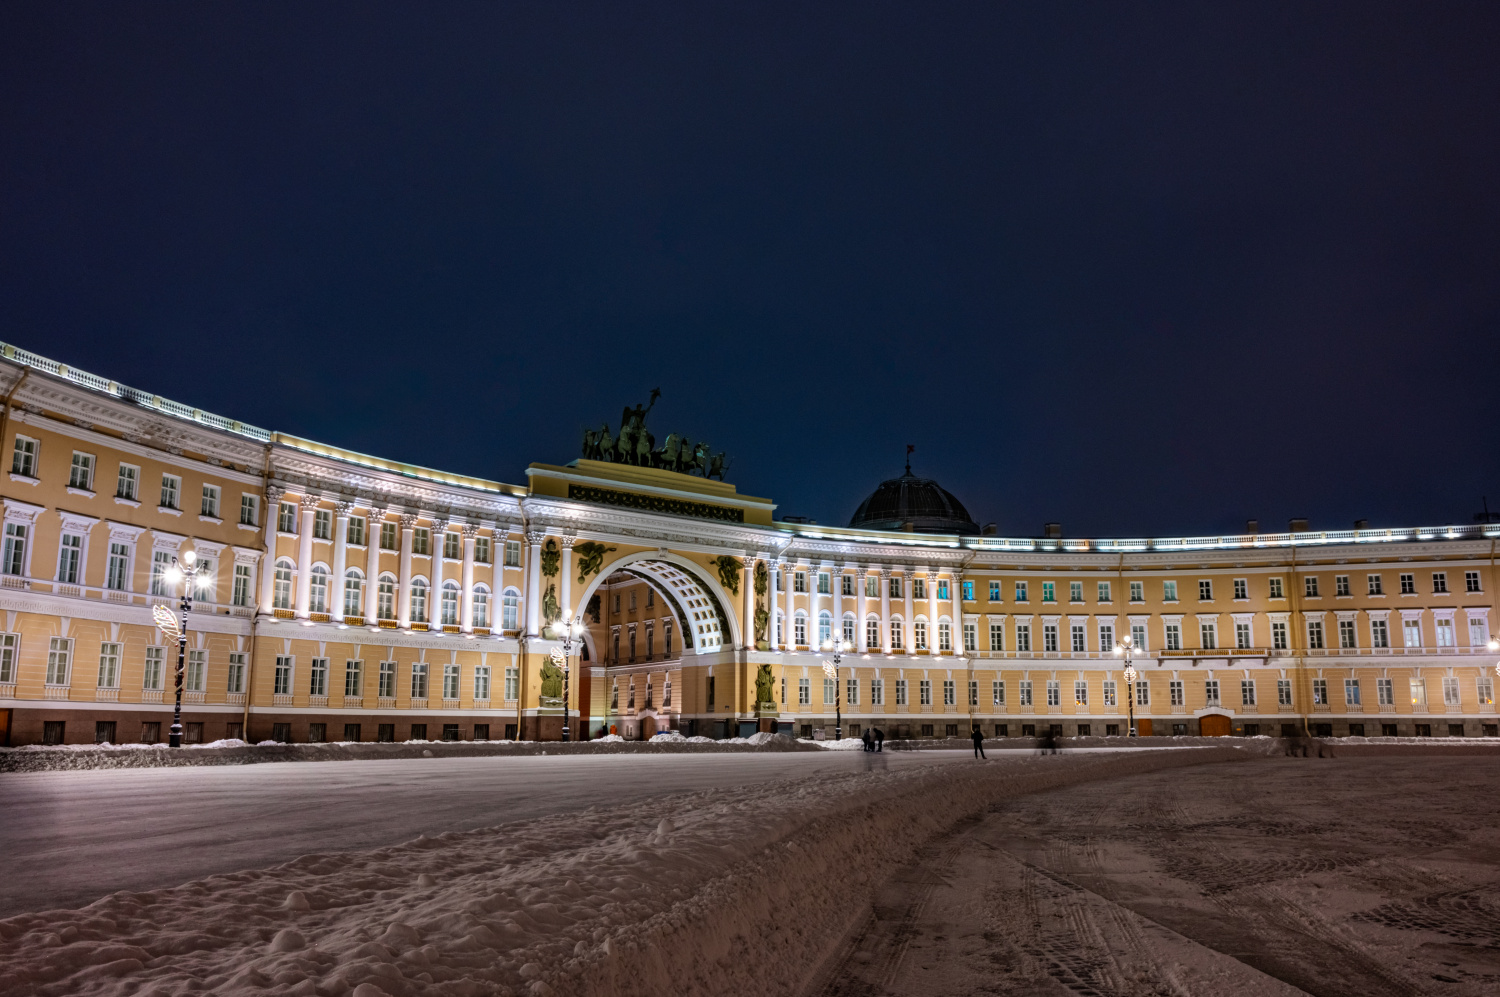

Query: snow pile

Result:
[742,731,793,746]
[0,746,1246,997]
[591,735,625,743]
[820,736,869,750]
[647,731,686,743]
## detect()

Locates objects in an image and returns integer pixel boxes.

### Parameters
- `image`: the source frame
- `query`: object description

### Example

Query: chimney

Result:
[1353,519,1369,530]
[1245,519,1258,534]
[1289,518,1310,533]
[1043,522,1062,539]
[981,522,998,536]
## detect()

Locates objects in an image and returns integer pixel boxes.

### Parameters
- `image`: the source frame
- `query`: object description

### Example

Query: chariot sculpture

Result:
[580,389,732,480]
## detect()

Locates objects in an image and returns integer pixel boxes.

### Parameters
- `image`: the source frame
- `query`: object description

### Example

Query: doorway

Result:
[1199,714,1231,737]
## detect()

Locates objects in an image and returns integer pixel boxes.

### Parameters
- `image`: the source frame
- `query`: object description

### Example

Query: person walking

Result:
[971,724,986,759]
[874,727,885,752]
[862,728,874,752]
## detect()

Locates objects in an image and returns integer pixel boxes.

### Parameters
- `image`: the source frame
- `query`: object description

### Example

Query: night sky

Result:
[3,3,1497,538]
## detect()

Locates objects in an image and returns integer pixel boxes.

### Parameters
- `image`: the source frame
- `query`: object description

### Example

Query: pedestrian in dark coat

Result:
[971,725,986,759]
[874,727,885,752]
[862,728,874,752]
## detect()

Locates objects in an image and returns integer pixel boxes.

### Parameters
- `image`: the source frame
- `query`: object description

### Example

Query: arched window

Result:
[273,559,294,610]
[842,612,857,645]
[938,619,952,652]
[865,614,880,650]
[817,610,833,646]
[794,610,808,647]
[343,568,364,618]
[501,587,520,631]
[308,565,329,614]
[440,580,460,626]
[472,585,490,629]
[914,616,929,651]
[890,615,905,650]
[377,572,396,620]
[410,579,429,623]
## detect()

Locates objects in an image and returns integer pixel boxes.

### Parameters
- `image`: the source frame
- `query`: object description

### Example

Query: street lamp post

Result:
[821,637,852,741]
[1114,635,1139,737]
[556,611,585,742]
[153,549,212,748]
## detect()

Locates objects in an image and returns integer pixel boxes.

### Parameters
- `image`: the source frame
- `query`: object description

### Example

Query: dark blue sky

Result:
[3,3,1497,536]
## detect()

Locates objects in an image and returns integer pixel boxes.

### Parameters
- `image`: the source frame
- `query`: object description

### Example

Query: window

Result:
[0,631,16,683]
[664,676,672,707]
[474,665,490,701]
[200,485,220,519]
[411,662,429,700]
[503,665,519,701]
[308,566,328,614]
[143,646,163,690]
[817,610,832,646]
[1432,572,1448,594]
[919,679,932,706]
[1272,620,1288,650]
[816,572,830,595]
[278,502,298,533]
[896,679,908,705]
[56,533,82,584]
[1277,679,1293,706]
[1015,623,1031,652]
[962,580,974,601]
[410,528,429,556]
[339,516,363,546]
[377,660,396,698]
[989,581,1001,601]
[1099,623,1114,650]
[475,536,490,563]
[501,588,519,630]
[1019,680,1033,706]
[97,642,121,687]
[1268,577,1285,599]
[1043,623,1058,652]
[1363,573,1382,597]
[1205,678,1220,705]
[1089,581,1107,603]
[306,509,329,540]
[889,619,903,650]
[1339,619,1357,649]
[1435,618,1455,647]
[1371,619,1389,648]
[441,581,460,626]
[1377,677,1393,706]
[1169,680,1184,706]
[1307,620,1325,649]
[228,652,245,694]
[473,587,490,629]
[1070,623,1085,652]
[938,621,953,651]
[1470,618,1490,649]
[913,577,926,600]
[1069,581,1083,602]
[149,550,172,596]
[1164,623,1181,651]
[1129,581,1144,602]
[1403,618,1421,648]
[963,621,977,651]
[1233,578,1248,600]
[1131,622,1147,651]
[371,522,393,550]
[1103,680,1115,706]
[937,580,950,601]
[504,540,521,566]
[841,614,855,645]
[100,542,129,591]
[236,493,257,527]
[866,618,879,649]
[11,435,38,477]
[378,574,396,620]
[1235,621,1252,649]
[69,451,95,490]
[159,474,181,510]
[343,570,363,617]
[1478,677,1495,707]
[410,579,428,623]
[798,677,810,705]
[1396,572,1415,595]
[1041,582,1055,603]
[1241,679,1256,706]
[872,678,885,706]
[1304,576,1319,598]
[1198,580,1212,601]
[823,677,836,704]
[1312,678,1328,705]
[3,523,27,575]
[1163,580,1178,602]
[989,622,1004,651]
[273,655,293,695]
[941,679,954,706]
[1046,680,1060,706]
[1465,571,1481,593]
[857,574,873,598]
[794,571,807,593]
[847,678,860,705]
[441,531,459,560]
[1200,621,1217,649]
[1344,678,1361,705]
[443,662,461,700]
[1335,575,1350,597]
[1074,680,1088,706]
[1442,676,1460,706]
[1015,581,1028,602]
[794,613,807,647]
[838,573,853,597]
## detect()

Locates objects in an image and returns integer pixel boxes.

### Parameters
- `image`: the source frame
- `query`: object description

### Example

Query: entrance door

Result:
[1199,714,1231,737]
[641,715,657,740]
[1135,719,1153,736]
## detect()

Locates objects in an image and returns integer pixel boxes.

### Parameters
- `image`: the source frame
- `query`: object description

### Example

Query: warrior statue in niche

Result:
[755,663,776,707]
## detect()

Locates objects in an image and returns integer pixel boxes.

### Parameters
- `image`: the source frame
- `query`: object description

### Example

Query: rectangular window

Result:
[1377,677,1393,706]
[794,571,807,593]
[1233,578,1248,600]
[938,621,952,651]
[847,678,859,705]
[993,679,1005,704]
[1435,618,1455,647]
[1307,620,1325,649]
[1335,575,1350,597]
[865,618,879,649]
[1403,618,1421,647]
[501,539,519,566]
[962,579,974,601]
[1269,577,1285,599]
[278,502,297,533]
[186,649,207,692]
[232,563,252,606]
[1129,581,1144,602]
[1163,580,1178,601]
[840,573,854,597]
[474,665,490,701]
[872,678,885,706]
[1198,580,1212,601]
[1339,619,1357,649]
[113,463,140,501]
[2,523,27,576]
[273,655,293,695]
[824,677,836,704]
[372,521,393,550]
[919,679,932,706]
[1272,620,1288,650]
[96,642,121,688]
[1432,572,1448,594]
[1200,621,1217,649]
[472,536,489,563]
[1305,576,1320,598]
[1478,677,1495,706]
[1235,621,1252,649]
[963,622,976,651]
[377,660,396,698]
[938,580,950,600]
[1070,623,1085,652]
[1278,679,1293,706]
[1131,622,1147,651]
[0,631,17,683]
[444,531,460,560]
[412,528,429,555]
[798,677,810,705]
[1312,678,1328,705]
[142,646,164,690]
[1169,680,1184,706]
[1464,570,1481,593]
[1103,679,1116,706]
[312,509,332,540]
[411,662,429,699]
[340,516,363,546]
[159,474,180,510]
[1365,573,1383,596]
[794,614,807,646]
[1398,572,1415,594]
[1371,618,1389,648]
[896,679,908,705]
[1068,581,1082,602]
[239,493,258,526]
[889,620,903,649]
[1019,680,1033,706]
[56,533,82,584]
[11,435,38,477]
[443,662,461,700]
[1470,618,1490,648]
[989,622,1004,651]
[941,679,954,706]
[865,575,879,598]
[1043,623,1058,652]
[1410,678,1427,706]
[913,577,926,600]
[1015,581,1027,602]
[1099,623,1114,651]
[495,664,515,702]
[1016,624,1031,652]
[1041,581,1055,603]
[227,652,246,694]
[69,451,95,490]
[1443,677,1460,706]
[1344,678,1361,705]
[149,550,172,596]
[1164,623,1181,651]
[308,657,328,697]
[201,484,220,518]
[989,581,1001,601]
[817,572,831,595]
[1241,679,1256,706]
[1074,679,1088,705]
[1205,678,1220,705]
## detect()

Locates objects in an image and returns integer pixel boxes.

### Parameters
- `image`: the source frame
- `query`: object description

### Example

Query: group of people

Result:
[859,727,886,751]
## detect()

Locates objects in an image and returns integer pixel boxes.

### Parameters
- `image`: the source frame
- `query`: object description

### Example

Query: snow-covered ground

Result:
[0,747,1244,996]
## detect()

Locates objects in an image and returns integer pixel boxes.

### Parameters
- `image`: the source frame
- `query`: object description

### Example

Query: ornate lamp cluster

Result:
[152,549,215,747]
[1113,634,1139,737]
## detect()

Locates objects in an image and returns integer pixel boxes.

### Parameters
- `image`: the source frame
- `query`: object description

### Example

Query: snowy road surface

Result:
[0,746,1007,917]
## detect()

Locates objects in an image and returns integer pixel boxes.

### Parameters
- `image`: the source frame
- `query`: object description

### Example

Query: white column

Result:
[259,485,283,611]
[331,500,352,620]
[880,568,892,652]
[857,564,870,652]
[398,513,417,627]
[926,570,938,654]
[742,554,756,650]
[806,563,820,648]
[903,570,914,653]
[952,572,965,652]
[460,524,478,632]
[832,561,844,647]
[364,507,385,621]
[783,560,796,649]
[560,536,575,621]
[525,531,543,637]
[430,518,448,628]
[294,500,315,618]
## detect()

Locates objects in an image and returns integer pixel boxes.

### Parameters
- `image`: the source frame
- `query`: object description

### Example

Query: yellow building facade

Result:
[1,342,1497,746]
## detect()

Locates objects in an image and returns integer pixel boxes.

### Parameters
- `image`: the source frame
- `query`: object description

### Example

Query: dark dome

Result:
[849,466,980,535]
